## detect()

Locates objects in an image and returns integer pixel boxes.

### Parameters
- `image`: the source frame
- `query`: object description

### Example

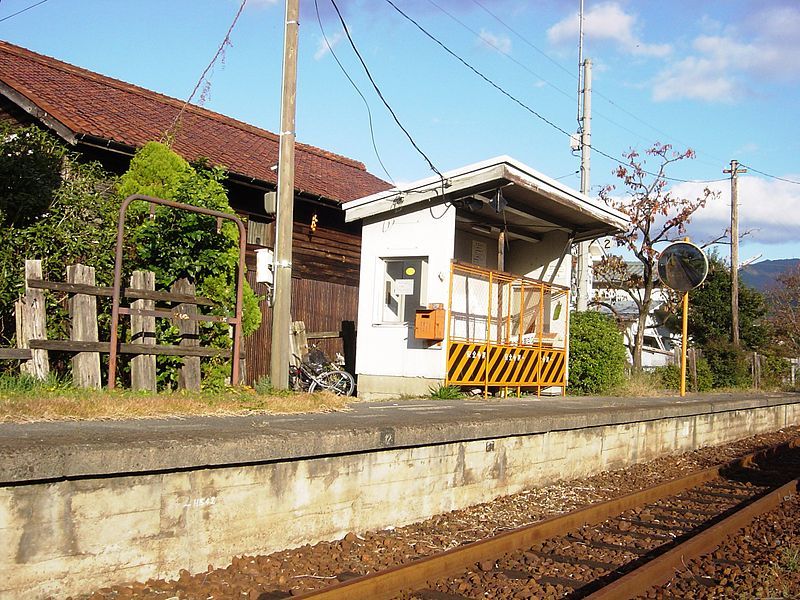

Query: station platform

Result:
[3,391,800,598]
[1,391,798,484]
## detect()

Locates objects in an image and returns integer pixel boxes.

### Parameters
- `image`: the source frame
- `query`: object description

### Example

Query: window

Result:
[380,257,427,323]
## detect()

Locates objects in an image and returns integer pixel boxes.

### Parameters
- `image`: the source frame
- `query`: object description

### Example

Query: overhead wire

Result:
[328,0,443,182]
[738,164,800,186]
[383,0,723,185]
[314,0,394,183]
[423,0,573,103]
[0,0,50,23]
[164,0,247,141]
[467,0,728,170]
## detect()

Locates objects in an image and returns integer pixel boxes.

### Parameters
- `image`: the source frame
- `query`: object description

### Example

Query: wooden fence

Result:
[0,259,241,391]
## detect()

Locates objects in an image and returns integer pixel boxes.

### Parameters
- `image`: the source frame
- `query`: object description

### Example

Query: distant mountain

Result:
[740,259,800,291]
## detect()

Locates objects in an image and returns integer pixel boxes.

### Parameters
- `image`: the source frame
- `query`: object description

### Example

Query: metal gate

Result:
[446,262,569,396]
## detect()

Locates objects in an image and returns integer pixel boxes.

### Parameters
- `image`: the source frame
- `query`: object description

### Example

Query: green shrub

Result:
[656,357,712,392]
[761,354,790,389]
[568,311,627,394]
[656,364,681,390]
[703,338,750,388]
[696,356,713,392]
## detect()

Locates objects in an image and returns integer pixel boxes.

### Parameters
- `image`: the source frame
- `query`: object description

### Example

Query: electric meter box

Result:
[414,306,445,341]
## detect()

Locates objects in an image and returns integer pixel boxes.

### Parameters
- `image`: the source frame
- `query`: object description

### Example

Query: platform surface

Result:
[1,391,797,484]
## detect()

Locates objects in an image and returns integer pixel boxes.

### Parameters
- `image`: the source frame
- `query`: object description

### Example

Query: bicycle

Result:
[289,348,355,396]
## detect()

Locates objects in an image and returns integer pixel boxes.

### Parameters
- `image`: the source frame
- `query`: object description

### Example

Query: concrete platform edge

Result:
[1,392,797,484]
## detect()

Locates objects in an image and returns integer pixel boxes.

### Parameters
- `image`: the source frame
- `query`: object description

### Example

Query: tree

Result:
[0,125,67,226]
[594,143,717,370]
[688,252,769,351]
[767,264,800,356]
[0,125,120,346]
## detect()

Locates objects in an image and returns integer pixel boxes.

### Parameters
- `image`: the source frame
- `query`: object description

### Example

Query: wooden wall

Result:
[242,202,362,384]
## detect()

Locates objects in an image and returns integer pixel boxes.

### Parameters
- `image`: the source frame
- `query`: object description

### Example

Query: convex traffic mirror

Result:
[657,241,709,292]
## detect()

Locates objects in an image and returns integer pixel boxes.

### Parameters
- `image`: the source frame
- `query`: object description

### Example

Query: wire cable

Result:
[164,0,247,141]
[467,0,727,170]
[384,0,724,185]
[328,0,443,181]
[428,0,655,148]
[424,0,573,103]
[314,0,394,183]
[385,0,574,140]
[738,164,800,186]
[0,0,50,23]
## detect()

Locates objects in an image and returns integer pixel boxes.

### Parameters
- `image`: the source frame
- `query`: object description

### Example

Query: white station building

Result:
[342,156,628,400]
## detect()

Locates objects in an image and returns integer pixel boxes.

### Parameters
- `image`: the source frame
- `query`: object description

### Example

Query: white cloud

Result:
[477,29,512,54]
[314,32,343,61]
[547,2,671,58]
[669,176,800,245]
[652,5,800,102]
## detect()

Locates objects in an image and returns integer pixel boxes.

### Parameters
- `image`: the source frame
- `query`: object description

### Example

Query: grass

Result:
[781,546,800,573]
[607,369,666,397]
[0,373,352,423]
[428,383,464,399]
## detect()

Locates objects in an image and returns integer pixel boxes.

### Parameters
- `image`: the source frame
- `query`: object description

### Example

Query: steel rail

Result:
[584,477,799,599]
[296,437,800,600]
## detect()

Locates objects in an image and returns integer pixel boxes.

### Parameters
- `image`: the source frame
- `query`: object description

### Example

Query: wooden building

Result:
[0,41,391,382]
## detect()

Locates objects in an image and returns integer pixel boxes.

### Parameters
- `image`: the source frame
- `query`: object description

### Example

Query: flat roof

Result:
[343,156,629,242]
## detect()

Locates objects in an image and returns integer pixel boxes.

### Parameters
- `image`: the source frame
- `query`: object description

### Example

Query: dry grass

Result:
[0,381,353,423]
[607,369,669,397]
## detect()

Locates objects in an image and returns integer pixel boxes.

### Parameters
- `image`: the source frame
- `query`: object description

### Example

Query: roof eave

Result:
[343,156,629,237]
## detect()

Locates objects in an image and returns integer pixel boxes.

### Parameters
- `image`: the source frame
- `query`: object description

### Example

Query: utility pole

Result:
[576,58,592,311]
[723,159,746,347]
[270,0,300,388]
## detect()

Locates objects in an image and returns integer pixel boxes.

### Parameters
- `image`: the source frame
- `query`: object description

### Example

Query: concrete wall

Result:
[3,402,798,598]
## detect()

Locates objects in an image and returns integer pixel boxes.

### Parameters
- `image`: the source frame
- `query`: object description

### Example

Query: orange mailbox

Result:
[414,305,445,341]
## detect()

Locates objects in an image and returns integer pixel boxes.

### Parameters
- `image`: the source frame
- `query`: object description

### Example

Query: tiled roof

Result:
[0,41,391,204]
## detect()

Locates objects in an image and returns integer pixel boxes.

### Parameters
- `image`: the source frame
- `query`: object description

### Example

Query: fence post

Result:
[16,259,49,379]
[67,263,101,389]
[173,278,201,391]
[130,270,156,391]
[689,347,698,392]
[290,320,308,366]
[752,351,760,390]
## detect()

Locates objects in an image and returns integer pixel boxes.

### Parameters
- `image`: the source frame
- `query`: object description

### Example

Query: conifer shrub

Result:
[568,311,626,394]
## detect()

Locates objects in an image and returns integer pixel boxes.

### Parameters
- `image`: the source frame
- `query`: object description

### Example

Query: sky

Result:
[2,0,799,263]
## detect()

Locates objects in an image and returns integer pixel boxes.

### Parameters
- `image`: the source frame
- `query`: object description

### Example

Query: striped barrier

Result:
[447,341,566,388]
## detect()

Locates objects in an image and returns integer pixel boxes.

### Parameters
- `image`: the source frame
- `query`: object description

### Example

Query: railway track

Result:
[294,438,800,600]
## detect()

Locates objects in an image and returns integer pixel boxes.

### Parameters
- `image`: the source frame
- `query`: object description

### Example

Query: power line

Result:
[429,0,656,149]
[424,0,573,103]
[738,163,800,186]
[384,0,574,139]
[467,0,726,170]
[470,0,575,80]
[313,0,394,183]
[383,0,723,185]
[328,0,443,181]
[0,0,50,23]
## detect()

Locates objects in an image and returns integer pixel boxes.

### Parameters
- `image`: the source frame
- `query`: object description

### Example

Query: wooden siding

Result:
[243,272,358,384]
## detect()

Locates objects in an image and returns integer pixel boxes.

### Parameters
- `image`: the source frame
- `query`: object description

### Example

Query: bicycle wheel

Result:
[309,369,355,396]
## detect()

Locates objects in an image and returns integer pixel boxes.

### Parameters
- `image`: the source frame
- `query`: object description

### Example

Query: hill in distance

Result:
[740,258,799,291]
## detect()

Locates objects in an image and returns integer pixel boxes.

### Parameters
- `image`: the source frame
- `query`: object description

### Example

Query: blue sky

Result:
[2,0,799,262]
